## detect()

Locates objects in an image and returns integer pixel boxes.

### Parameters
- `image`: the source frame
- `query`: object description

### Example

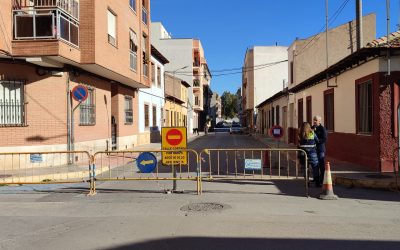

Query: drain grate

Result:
[180,202,226,212]
[365,174,393,179]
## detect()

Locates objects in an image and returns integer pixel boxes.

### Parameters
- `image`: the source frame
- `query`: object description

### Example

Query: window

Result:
[107,10,116,46]
[80,87,96,125]
[142,34,148,77]
[165,109,169,126]
[14,11,78,46]
[144,104,149,128]
[324,89,334,131]
[290,61,294,84]
[142,0,148,25]
[357,80,373,134]
[124,96,133,124]
[306,96,312,124]
[0,80,25,126]
[152,105,157,127]
[276,105,280,125]
[151,62,155,85]
[129,0,136,12]
[195,96,199,106]
[129,29,138,71]
[297,98,303,128]
[271,107,275,125]
[157,66,161,88]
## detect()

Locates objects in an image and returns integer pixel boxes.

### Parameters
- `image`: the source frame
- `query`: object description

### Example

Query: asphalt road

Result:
[0,133,400,250]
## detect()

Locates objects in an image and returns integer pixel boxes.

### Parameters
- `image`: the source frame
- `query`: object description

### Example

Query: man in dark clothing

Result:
[312,115,327,186]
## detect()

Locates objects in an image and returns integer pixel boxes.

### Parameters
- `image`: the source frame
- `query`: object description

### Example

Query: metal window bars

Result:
[0,80,25,127]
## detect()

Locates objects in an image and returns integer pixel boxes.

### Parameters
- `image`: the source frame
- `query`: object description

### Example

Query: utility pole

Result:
[387,0,391,76]
[325,0,330,86]
[356,0,363,50]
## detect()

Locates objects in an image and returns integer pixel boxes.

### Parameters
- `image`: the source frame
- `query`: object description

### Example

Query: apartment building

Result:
[241,46,288,130]
[164,73,190,128]
[151,22,212,134]
[0,0,152,152]
[138,45,168,144]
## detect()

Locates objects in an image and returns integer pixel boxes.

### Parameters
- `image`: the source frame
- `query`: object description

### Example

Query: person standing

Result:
[298,122,320,187]
[312,115,327,186]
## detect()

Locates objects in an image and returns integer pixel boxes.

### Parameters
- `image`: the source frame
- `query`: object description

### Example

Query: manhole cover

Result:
[365,174,393,179]
[180,202,226,212]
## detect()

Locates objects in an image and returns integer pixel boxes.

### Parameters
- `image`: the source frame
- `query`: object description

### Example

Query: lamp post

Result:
[165,65,188,192]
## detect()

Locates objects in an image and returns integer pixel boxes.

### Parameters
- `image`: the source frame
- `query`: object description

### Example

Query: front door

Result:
[111,116,117,150]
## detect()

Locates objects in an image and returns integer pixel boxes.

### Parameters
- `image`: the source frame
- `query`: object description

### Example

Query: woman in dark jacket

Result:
[298,122,320,187]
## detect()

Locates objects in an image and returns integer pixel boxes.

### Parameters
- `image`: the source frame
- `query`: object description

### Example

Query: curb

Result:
[333,174,400,192]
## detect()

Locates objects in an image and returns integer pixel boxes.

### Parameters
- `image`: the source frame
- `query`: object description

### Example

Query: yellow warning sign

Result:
[161,127,187,165]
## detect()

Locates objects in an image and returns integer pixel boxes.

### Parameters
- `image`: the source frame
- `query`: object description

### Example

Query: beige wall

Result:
[289,14,376,87]
[290,58,380,133]
[243,49,254,110]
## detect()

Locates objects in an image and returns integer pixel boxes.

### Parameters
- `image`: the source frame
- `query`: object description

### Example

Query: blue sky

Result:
[151,0,400,96]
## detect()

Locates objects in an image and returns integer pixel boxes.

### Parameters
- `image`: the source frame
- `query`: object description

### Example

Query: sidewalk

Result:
[252,133,400,192]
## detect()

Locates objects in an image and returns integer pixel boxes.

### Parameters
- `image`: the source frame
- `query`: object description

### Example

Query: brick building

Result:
[0,0,152,152]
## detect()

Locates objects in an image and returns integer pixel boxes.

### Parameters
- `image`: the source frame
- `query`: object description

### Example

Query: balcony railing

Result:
[13,0,79,47]
[142,7,148,25]
[14,0,79,20]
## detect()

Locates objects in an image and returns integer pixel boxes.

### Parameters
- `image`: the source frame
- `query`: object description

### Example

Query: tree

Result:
[221,91,238,119]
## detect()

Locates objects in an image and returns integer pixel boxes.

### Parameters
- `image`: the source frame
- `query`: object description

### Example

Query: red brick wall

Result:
[71,73,111,143]
[0,61,67,146]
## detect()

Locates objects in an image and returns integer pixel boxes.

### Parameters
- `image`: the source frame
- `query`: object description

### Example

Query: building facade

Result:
[150,22,212,133]
[257,14,400,172]
[164,74,190,128]
[242,46,288,130]
[0,0,152,152]
[138,45,168,144]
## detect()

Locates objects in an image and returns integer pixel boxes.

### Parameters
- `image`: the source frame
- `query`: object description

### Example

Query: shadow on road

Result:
[105,237,400,250]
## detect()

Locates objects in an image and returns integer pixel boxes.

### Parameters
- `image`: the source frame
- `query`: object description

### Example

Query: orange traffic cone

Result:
[319,162,338,200]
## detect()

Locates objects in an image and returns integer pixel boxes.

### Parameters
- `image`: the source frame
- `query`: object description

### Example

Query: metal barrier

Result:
[0,151,93,193]
[199,148,309,196]
[92,149,201,194]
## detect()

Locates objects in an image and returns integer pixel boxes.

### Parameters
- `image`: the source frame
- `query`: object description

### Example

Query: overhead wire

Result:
[174,60,288,77]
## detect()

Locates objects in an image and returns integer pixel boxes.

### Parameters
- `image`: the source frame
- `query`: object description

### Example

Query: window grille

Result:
[80,87,95,125]
[0,80,25,126]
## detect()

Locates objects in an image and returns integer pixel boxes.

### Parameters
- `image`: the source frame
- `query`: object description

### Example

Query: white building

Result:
[242,46,288,129]
[151,22,212,134]
[138,46,169,144]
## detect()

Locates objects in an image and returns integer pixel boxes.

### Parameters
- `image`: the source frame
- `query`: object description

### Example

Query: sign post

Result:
[270,125,284,148]
[70,85,89,164]
[161,127,187,192]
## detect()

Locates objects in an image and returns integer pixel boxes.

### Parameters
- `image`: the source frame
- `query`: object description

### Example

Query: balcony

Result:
[13,0,79,47]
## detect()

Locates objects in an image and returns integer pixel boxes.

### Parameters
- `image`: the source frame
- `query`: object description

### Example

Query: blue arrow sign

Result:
[72,85,88,102]
[136,152,157,173]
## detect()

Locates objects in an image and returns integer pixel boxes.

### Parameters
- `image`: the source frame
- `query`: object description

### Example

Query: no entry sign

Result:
[270,125,284,139]
[166,129,183,146]
[71,85,88,102]
[162,127,187,165]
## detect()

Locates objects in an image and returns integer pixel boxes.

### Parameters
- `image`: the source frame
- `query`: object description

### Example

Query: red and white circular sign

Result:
[166,129,183,146]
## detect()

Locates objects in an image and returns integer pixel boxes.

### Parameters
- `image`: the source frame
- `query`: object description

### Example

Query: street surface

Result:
[0,133,400,250]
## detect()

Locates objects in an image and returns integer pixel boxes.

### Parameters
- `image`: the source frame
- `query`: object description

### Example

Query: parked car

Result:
[230,123,243,134]
[214,121,231,133]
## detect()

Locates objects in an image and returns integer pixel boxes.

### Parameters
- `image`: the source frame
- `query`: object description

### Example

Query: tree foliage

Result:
[221,91,238,119]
